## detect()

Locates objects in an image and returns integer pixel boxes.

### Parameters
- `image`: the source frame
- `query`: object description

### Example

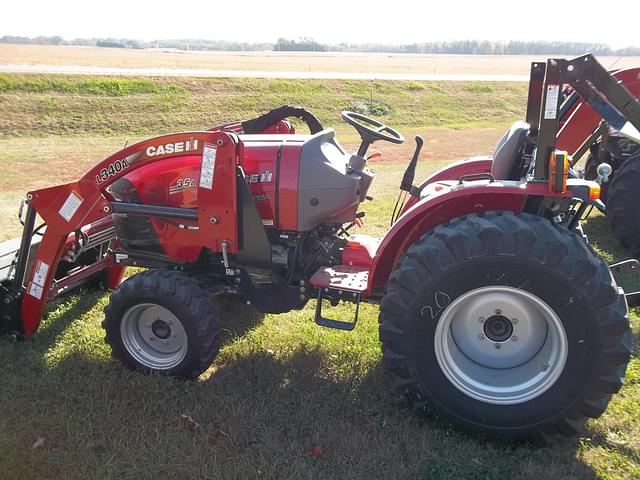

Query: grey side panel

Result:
[297,129,367,231]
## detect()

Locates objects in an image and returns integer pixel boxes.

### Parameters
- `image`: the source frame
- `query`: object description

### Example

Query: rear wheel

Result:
[103,269,221,379]
[379,212,631,440]
[608,152,640,257]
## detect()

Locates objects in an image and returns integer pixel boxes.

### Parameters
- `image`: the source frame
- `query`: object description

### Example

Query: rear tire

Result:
[379,211,631,440]
[608,152,640,257]
[103,269,221,379]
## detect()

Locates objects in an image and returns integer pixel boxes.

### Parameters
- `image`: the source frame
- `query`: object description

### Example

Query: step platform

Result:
[309,265,369,293]
[309,265,370,331]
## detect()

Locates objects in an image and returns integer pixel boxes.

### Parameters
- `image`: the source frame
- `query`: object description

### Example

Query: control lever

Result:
[391,136,424,226]
[400,135,424,194]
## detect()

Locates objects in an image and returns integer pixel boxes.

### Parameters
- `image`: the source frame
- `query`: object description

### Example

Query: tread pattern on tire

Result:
[379,211,631,439]
[608,150,640,256]
[102,269,221,379]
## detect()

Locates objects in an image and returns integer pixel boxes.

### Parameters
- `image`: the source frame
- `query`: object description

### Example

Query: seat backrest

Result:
[491,121,530,180]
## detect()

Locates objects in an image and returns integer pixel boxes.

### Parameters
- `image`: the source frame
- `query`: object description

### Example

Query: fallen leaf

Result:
[309,445,324,457]
[180,414,200,431]
[214,428,228,438]
[31,437,45,450]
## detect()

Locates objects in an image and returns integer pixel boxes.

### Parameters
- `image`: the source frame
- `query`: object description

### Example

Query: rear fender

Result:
[368,181,566,295]
[400,157,493,215]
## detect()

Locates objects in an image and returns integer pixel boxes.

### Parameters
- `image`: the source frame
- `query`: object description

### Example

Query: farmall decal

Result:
[146,140,199,157]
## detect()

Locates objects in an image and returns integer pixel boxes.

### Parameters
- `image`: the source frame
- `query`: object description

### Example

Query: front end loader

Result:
[1,56,638,442]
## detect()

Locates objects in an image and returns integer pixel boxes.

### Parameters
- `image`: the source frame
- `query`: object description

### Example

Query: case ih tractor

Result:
[1,54,639,441]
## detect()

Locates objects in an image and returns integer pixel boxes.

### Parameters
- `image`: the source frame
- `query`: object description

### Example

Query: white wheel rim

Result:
[120,303,188,370]
[434,286,568,405]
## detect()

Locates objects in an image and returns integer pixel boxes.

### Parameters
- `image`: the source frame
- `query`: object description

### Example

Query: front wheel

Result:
[103,269,221,379]
[379,212,631,440]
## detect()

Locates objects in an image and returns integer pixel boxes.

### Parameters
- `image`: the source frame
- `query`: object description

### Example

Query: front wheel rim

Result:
[120,303,188,370]
[434,286,568,405]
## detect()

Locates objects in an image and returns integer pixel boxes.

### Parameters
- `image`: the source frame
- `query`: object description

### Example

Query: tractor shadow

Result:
[214,294,266,345]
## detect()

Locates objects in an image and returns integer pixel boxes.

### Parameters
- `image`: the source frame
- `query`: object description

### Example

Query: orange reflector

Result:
[549,150,569,193]
[589,183,601,201]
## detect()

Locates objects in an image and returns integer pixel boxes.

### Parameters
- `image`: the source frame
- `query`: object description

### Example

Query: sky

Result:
[1,0,638,48]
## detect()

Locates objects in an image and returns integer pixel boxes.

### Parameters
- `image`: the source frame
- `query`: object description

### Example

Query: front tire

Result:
[103,269,221,379]
[379,212,631,440]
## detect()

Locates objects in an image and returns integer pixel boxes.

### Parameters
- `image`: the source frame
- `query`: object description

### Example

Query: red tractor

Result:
[1,54,638,441]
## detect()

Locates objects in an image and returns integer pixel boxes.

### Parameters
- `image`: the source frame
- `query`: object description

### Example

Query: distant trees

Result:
[325,40,628,56]
[1,35,639,56]
[274,37,328,52]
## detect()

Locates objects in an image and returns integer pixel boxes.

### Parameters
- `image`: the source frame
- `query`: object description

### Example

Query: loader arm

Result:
[5,130,239,337]
[557,67,640,156]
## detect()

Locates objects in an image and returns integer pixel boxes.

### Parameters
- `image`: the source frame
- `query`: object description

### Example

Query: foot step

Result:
[310,265,369,331]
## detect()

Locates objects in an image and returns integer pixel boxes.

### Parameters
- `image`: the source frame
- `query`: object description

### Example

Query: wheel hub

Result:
[151,319,172,340]
[483,315,513,342]
[434,286,568,405]
[120,303,188,370]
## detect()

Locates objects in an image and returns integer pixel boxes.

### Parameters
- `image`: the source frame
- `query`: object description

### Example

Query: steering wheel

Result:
[341,111,405,157]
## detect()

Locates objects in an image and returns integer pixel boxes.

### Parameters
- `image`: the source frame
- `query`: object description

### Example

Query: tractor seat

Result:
[491,121,530,180]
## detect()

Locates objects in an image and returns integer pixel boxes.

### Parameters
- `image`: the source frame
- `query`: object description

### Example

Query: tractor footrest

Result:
[309,265,369,293]
[310,265,369,331]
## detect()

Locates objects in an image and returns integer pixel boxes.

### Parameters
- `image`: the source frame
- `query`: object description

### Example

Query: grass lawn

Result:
[0,75,638,479]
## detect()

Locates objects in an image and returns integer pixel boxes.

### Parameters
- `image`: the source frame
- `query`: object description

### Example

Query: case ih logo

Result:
[146,140,199,157]
[247,171,273,184]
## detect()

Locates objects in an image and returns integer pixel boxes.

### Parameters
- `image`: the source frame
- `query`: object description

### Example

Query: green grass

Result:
[0,75,639,479]
[0,74,526,137]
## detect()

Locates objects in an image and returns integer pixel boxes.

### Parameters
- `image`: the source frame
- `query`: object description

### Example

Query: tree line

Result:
[2,35,639,56]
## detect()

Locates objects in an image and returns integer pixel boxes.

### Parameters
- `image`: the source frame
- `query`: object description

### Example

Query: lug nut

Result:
[512,318,518,325]
[479,317,485,323]
[495,343,501,350]
[495,309,502,315]
[512,335,518,342]
[478,334,486,340]
[541,363,549,372]
[3,297,10,304]
[150,336,156,341]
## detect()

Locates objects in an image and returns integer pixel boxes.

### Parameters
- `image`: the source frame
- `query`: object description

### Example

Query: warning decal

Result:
[544,85,560,120]
[199,144,217,190]
[27,260,49,300]
[59,191,84,222]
